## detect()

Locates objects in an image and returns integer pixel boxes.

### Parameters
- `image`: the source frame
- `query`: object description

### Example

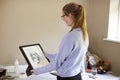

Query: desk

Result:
[23,72,120,80]
[24,73,56,80]
[82,73,120,80]
[5,65,119,80]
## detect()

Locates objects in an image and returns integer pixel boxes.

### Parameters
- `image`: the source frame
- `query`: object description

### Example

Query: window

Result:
[105,0,120,43]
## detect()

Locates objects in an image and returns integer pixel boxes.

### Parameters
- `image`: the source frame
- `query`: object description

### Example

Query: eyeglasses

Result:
[61,14,66,18]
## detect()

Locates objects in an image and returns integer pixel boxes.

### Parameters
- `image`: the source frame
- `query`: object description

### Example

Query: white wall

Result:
[0,0,88,65]
[87,0,120,74]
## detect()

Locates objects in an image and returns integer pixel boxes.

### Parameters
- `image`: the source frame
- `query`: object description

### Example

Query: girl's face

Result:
[61,13,74,27]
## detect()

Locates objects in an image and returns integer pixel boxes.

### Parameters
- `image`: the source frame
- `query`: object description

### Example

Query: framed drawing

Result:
[19,43,49,76]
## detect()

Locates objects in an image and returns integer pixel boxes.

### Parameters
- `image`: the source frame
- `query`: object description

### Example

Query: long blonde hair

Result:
[63,2,88,41]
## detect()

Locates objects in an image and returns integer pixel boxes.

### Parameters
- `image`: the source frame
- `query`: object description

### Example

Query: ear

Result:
[68,13,75,20]
[68,13,72,17]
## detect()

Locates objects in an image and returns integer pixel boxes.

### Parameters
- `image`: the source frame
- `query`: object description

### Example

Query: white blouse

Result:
[33,28,89,77]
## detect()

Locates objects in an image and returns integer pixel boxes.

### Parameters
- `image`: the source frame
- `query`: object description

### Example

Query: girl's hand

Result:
[31,70,34,74]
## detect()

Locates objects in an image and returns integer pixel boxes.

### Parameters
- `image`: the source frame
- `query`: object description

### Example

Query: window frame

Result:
[104,0,120,43]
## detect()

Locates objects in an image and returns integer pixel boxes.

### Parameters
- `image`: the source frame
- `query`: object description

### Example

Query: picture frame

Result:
[19,43,49,70]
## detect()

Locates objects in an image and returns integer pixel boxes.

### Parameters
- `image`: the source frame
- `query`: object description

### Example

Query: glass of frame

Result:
[19,43,49,69]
